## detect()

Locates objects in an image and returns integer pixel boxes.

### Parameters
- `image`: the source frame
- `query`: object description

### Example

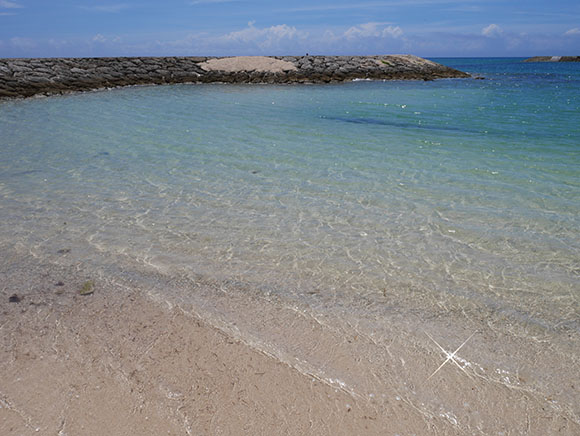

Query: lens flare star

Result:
[425,331,477,382]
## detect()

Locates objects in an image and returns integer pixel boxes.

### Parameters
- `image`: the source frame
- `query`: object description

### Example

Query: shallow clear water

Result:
[1,58,579,424]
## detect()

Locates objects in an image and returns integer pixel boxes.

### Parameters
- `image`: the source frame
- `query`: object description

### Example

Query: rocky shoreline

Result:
[524,56,580,62]
[0,55,470,99]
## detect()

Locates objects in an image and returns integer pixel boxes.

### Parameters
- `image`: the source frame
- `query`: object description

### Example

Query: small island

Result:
[0,55,470,99]
[524,56,580,62]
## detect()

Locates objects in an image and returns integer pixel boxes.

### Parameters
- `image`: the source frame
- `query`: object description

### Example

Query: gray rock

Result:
[524,56,580,62]
[0,55,470,99]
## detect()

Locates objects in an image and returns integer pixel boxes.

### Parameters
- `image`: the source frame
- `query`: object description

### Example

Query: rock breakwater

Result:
[0,54,469,99]
[524,56,580,62]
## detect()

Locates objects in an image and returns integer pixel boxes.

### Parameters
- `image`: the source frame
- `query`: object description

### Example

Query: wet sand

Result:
[0,253,450,436]
[1,250,578,435]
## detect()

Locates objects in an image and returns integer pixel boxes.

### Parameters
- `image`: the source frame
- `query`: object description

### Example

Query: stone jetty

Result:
[524,56,580,62]
[0,54,470,99]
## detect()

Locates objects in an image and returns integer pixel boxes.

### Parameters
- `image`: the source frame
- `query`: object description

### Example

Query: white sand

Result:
[200,56,297,73]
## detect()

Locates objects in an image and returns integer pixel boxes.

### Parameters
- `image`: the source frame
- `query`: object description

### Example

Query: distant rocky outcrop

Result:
[524,56,580,62]
[0,55,470,99]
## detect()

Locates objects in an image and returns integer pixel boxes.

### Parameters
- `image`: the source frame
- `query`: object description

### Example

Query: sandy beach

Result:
[1,250,450,436]
[1,246,578,435]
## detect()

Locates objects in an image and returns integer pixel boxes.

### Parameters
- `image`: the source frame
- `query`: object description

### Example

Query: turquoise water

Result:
[1,58,579,424]
[2,58,577,322]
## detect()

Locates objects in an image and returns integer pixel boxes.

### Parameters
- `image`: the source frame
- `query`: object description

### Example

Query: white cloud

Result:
[0,0,22,8]
[218,22,306,49]
[151,22,309,55]
[383,26,404,38]
[223,22,298,42]
[93,34,107,43]
[482,23,503,37]
[48,38,69,49]
[10,36,35,49]
[344,22,403,40]
[322,30,338,42]
[91,34,122,44]
[564,28,580,36]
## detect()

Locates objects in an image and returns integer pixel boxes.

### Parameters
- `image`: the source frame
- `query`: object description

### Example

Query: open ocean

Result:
[1,57,579,431]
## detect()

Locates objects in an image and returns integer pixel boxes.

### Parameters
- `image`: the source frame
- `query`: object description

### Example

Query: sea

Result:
[1,57,578,432]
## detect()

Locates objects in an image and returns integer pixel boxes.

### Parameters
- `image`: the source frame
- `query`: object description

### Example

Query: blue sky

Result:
[1,0,579,57]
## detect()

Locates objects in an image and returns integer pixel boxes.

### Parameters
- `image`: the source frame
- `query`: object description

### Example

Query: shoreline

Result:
[0,54,470,99]
[0,250,457,436]
[1,247,578,435]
